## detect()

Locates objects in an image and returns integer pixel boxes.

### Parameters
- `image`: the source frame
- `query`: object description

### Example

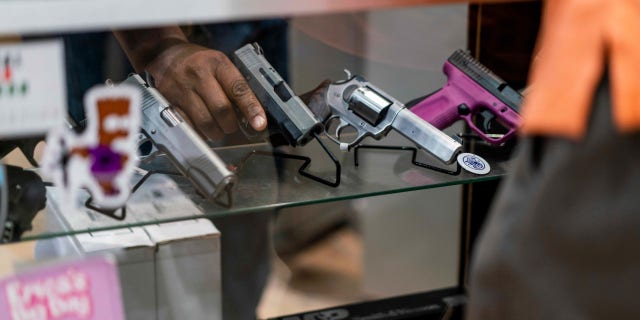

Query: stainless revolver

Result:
[326,72,462,164]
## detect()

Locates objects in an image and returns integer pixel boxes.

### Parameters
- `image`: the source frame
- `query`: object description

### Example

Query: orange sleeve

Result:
[520,0,606,139]
[607,0,640,133]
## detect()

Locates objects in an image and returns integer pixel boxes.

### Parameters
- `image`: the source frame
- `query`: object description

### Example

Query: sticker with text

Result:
[0,256,125,320]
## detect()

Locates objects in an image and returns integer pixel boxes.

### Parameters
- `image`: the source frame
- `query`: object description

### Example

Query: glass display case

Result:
[0,0,508,242]
[0,1,539,318]
[18,132,510,241]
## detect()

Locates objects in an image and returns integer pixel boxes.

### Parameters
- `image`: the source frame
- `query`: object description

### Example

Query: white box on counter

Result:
[35,173,221,320]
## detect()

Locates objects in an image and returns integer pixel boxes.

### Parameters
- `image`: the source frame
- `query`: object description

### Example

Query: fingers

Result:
[211,54,267,131]
[194,77,238,134]
[177,91,223,141]
[148,46,268,139]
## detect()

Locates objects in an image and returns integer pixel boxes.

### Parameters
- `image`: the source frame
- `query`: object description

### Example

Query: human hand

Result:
[143,41,267,141]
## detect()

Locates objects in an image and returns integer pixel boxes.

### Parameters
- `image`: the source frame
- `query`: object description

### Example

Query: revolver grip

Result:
[410,86,462,130]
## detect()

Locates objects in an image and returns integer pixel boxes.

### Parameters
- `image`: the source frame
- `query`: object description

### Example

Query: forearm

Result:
[114,27,188,73]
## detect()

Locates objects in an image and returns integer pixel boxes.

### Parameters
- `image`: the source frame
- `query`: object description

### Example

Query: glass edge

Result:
[17,172,505,243]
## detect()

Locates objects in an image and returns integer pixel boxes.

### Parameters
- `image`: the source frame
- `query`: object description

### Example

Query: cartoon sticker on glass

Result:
[42,85,141,216]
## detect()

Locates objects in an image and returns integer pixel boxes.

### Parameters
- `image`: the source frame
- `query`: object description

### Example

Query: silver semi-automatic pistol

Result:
[326,72,462,164]
[122,74,236,202]
[234,43,322,147]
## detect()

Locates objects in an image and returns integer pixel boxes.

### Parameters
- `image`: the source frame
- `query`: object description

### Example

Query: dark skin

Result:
[114,27,267,141]
[115,27,340,144]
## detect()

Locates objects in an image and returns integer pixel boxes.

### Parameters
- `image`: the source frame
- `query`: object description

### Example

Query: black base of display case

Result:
[269,287,465,320]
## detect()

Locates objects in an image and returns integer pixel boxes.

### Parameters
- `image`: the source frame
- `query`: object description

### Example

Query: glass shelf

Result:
[18,132,510,242]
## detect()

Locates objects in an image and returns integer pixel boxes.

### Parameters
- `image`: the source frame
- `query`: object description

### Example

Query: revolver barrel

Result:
[329,75,462,164]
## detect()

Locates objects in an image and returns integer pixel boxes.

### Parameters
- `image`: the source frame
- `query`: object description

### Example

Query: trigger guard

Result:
[469,120,515,145]
[324,116,342,138]
[136,133,150,144]
[136,133,156,157]
[468,121,486,137]
[500,128,517,141]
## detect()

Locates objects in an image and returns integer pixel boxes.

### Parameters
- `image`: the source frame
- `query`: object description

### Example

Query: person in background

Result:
[464,0,640,318]
[64,20,288,319]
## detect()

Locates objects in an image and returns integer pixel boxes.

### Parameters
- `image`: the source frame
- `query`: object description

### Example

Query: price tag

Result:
[0,39,66,138]
[0,256,125,320]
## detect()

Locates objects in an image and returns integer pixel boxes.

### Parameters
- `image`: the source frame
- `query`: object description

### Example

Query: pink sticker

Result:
[0,256,125,320]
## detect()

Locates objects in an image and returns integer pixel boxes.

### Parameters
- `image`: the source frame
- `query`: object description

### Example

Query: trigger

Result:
[335,122,350,139]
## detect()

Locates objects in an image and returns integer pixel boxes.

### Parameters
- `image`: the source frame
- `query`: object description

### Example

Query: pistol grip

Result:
[410,87,461,130]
